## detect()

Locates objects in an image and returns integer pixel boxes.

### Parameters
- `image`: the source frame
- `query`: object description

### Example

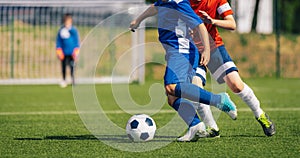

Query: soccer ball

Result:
[126,114,156,142]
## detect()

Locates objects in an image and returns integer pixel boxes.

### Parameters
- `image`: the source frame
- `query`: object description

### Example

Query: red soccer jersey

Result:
[190,0,233,49]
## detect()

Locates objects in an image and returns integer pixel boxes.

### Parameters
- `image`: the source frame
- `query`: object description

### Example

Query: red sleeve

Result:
[217,0,233,18]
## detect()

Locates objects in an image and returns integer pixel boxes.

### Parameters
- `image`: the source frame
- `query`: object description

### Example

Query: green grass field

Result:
[0,78,300,157]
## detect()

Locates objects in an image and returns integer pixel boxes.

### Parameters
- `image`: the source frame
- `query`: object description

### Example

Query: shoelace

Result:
[258,115,271,128]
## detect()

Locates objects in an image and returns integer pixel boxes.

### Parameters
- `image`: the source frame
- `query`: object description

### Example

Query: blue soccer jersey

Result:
[154,0,203,54]
[56,26,80,56]
[153,0,204,85]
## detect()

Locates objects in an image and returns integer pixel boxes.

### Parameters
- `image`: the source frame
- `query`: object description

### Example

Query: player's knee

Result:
[230,81,244,93]
[225,71,244,93]
[165,84,176,96]
[192,76,204,88]
[167,95,177,106]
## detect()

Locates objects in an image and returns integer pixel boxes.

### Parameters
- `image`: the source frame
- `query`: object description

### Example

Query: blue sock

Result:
[174,83,221,105]
[172,98,201,127]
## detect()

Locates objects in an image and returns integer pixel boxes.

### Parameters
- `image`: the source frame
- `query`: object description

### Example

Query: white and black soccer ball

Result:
[60,27,70,39]
[126,114,156,142]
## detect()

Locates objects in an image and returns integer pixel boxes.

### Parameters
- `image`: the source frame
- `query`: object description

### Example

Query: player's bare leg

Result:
[224,71,263,117]
[224,71,275,136]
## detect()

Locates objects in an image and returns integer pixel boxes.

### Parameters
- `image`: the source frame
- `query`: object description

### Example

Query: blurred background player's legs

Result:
[65,56,75,86]
[60,56,75,88]
[68,56,75,85]
[60,57,68,88]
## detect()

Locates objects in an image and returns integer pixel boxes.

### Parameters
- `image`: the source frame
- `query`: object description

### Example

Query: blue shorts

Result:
[196,45,238,84]
[164,50,199,85]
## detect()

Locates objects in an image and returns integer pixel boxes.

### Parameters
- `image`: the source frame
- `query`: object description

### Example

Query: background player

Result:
[130,0,237,142]
[56,13,80,88]
[188,0,275,137]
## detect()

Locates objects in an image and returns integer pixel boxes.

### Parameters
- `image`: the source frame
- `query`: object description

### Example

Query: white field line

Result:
[0,108,299,116]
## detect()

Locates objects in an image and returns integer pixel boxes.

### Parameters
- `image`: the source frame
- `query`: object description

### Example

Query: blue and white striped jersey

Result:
[154,0,203,53]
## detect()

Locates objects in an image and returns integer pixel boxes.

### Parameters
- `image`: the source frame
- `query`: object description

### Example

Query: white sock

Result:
[196,103,219,131]
[236,83,264,118]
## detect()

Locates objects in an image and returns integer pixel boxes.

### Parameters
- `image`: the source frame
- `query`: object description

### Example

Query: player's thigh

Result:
[65,56,74,68]
[61,58,67,69]
[207,45,238,84]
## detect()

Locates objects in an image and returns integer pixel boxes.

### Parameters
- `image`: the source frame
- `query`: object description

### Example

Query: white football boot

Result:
[177,122,207,142]
[197,127,221,138]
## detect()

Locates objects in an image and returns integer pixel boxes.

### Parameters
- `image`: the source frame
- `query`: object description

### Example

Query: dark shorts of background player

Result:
[196,45,238,85]
[61,55,75,82]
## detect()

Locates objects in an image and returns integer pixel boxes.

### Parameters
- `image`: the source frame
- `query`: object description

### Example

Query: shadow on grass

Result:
[45,135,98,140]
[14,135,175,143]
[97,135,175,143]
[221,134,266,138]
[14,134,267,143]
[14,135,97,141]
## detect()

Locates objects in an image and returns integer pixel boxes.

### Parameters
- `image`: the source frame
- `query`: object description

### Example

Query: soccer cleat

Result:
[216,93,237,120]
[206,127,220,138]
[177,122,206,142]
[256,113,275,136]
[197,127,220,138]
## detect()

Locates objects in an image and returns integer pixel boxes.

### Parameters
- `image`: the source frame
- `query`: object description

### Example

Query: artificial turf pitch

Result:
[0,78,299,157]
